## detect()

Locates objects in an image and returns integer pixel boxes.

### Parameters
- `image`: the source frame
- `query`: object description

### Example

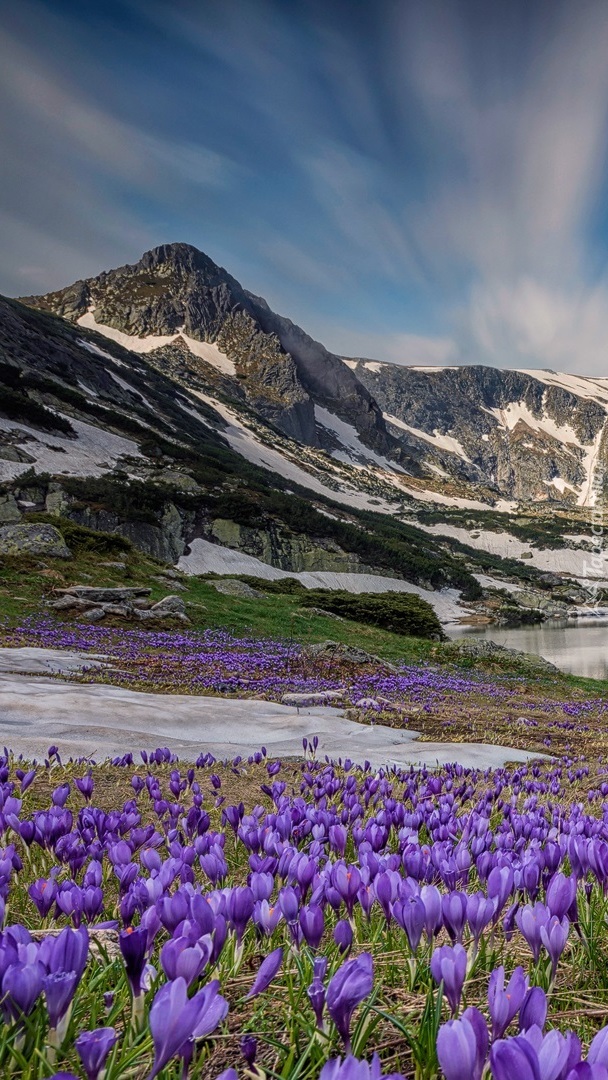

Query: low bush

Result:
[24,513,133,556]
[299,589,445,640]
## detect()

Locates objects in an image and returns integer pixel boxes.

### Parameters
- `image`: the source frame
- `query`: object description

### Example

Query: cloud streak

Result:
[3,0,608,373]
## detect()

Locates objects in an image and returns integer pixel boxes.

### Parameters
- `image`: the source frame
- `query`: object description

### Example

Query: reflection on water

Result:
[449,619,608,680]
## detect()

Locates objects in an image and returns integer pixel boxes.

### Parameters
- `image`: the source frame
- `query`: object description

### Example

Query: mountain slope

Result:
[22,240,608,507]
[21,242,391,456]
[347,359,608,506]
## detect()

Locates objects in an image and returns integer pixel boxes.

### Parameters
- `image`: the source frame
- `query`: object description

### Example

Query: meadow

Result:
[1,616,608,1077]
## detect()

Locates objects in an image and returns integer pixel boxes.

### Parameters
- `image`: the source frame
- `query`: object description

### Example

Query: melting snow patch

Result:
[383,414,471,462]
[178,538,471,623]
[77,313,235,375]
[0,415,143,481]
[315,406,405,472]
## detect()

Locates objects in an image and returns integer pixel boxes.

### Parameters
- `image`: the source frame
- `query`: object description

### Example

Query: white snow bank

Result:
[0,415,143,481]
[383,414,471,462]
[178,537,471,623]
[77,313,235,375]
[419,523,608,579]
[315,406,405,472]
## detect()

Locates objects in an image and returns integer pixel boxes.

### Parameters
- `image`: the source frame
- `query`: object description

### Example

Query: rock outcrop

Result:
[0,523,72,558]
[47,586,190,623]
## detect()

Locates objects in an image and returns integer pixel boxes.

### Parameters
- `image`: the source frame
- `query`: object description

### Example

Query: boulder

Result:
[134,608,190,624]
[55,586,150,603]
[150,595,186,614]
[281,690,345,706]
[448,638,558,673]
[0,494,21,524]
[0,523,72,559]
[81,607,105,622]
[300,607,345,620]
[48,596,94,612]
[303,641,399,673]
[210,579,266,599]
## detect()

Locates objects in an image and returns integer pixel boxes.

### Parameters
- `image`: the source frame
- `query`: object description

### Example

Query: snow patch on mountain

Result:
[418,522,608,578]
[519,369,608,404]
[487,401,583,447]
[187,391,398,512]
[383,413,472,462]
[77,312,235,375]
[0,415,143,481]
[315,406,405,472]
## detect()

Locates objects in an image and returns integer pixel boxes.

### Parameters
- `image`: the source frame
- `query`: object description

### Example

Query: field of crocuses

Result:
[5,617,608,1075]
[2,740,608,1078]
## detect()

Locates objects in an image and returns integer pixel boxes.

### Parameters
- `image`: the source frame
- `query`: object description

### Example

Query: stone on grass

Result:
[0,523,72,559]
[55,586,151,603]
[304,640,400,673]
[81,607,105,622]
[282,690,346,706]
[151,595,186,614]
[210,579,266,599]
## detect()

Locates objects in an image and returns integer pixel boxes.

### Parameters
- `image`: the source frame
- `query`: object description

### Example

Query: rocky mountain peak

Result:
[21,243,394,457]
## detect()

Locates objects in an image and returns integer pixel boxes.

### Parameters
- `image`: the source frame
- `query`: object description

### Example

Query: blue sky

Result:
[2,0,608,373]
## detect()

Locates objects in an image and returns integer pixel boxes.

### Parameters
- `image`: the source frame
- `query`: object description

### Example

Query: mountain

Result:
[1,241,604,629]
[347,359,608,506]
[22,241,608,508]
[21,242,390,456]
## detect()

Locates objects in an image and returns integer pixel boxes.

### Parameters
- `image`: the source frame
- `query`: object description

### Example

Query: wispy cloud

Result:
[3,0,608,373]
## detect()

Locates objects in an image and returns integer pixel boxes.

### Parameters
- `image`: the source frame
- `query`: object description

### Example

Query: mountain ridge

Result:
[20,240,608,508]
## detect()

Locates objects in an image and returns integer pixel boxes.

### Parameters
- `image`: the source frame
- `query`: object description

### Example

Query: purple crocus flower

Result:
[545,874,577,921]
[489,1035,541,1079]
[326,952,373,1052]
[466,893,496,948]
[160,936,211,987]
[488,966,528,1041]
[334,920,354,956]
[74,774,94,802]
[148,976,228,1079]
[299,904,325,950]
[516,904,550,963]
[247,946,283,998]
[442,891,468,944]
[436,1007,488,1080]
[420,885,443,942]
[393,895,426,953]
[540,916,569,982]
[2,960,44,1022]
[75,1028,117,1080]
[320,1055,406,1079]
[519,987,548,1033]
[240,1034,257,1068]
[44,970,78,1039]
[119,926,148,997]
[308,956,328,1030]
[430,944,467,1015]
[589,1027,608,1068]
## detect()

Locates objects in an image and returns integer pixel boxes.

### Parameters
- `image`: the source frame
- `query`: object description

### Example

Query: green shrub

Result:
[299,589,445,640]
[0,362,75,436]
[24,513,133,555]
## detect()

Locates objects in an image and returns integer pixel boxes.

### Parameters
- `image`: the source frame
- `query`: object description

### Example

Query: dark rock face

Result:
[22,243,391,452]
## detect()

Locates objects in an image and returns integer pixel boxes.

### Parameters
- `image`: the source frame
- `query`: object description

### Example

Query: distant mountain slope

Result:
[1,292,601,620]
[346,359,608,506]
